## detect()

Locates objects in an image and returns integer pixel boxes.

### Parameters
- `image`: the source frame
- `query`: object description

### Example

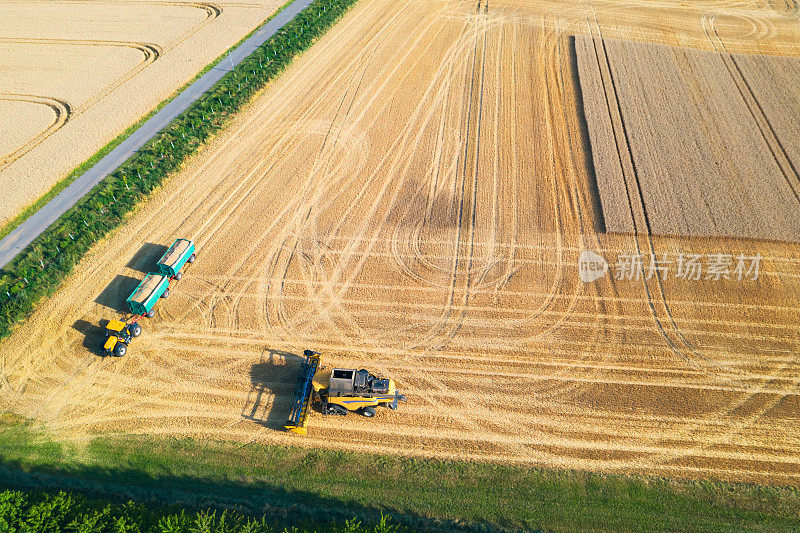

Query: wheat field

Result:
[1,0,800,484]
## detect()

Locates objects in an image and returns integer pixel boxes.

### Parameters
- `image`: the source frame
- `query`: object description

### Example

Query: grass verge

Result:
[0,420,798,532]
[0,0,295,242]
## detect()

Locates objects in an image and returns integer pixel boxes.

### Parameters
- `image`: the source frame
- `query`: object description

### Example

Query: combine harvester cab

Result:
[126,272,170,318]
[284,350,406,435]
[157,238,196,280]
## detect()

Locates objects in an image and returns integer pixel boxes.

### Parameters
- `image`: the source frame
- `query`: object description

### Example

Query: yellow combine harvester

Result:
[285,350,406,435]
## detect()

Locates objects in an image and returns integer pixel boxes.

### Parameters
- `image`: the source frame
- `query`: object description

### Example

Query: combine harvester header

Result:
[285,350,406,435]
[285,350,322,435]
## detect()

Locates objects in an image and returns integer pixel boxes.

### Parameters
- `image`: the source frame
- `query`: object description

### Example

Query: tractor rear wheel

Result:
[114,343,127,357]
[130,324,142,337]
[360,406,376,417]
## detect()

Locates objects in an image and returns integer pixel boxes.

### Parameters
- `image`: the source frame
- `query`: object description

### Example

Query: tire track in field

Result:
[263,4,433,340]
[266,5,487,343]
[580,9,772,472]
[524,16,612,404]
[3,0,800,482]
[176,0,426,338]
[632,12,800,474]
[0,1,220,170]
[0,39,160,170]
[703,14,800,204]
[565,5,799,472]
[146,0,425,346]
[583,11,716,373]
[261,0,440,340]
[0,94,71,168]
[409,0,487,351]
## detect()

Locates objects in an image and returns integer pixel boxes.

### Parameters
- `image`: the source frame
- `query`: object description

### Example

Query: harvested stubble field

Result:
[0,0,283,225]
[2,0,800,484]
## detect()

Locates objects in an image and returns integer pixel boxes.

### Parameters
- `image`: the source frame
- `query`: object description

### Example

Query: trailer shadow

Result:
[94,274,141,313]
[242,349,303,430]
[125,242,168,274]
[72,318,109,356]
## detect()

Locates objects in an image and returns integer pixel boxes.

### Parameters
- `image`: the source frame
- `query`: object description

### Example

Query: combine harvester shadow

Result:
[242,349,302,430]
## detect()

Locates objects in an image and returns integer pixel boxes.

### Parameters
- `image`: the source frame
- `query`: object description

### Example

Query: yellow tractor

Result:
[103,320,141,357]
[285,350,406,434]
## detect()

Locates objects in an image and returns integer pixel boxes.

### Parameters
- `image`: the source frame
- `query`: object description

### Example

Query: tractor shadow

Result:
[94,274,141,313]
[72,318,109,357]
[125,242,168,274]
[242,349,305,431]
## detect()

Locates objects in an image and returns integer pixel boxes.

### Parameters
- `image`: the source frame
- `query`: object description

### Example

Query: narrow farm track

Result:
[2,0,800,484]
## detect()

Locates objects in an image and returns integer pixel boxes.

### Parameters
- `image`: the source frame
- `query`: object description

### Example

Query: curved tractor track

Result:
[0,94,71,169]
[0,2,221,171]
[0,39,162,171]
[1,0,800,484]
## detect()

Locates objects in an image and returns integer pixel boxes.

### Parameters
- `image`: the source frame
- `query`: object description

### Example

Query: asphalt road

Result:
[0,0,315,269]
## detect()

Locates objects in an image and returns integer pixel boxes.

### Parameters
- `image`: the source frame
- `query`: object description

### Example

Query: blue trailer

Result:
[126,273,170,318]
[157,238,196,280]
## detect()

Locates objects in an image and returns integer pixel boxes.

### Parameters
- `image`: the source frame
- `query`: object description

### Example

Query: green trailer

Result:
[126,272,170,318]
[157,238,196,279]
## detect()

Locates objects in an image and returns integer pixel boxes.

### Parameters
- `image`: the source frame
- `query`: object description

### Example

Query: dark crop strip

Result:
[0,0,359,340]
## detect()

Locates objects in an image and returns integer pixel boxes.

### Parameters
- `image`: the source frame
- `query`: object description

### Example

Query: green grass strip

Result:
[0,421,798,532]
[0,0,359,340]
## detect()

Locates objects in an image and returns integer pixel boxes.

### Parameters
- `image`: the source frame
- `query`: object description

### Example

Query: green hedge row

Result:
[0,0,359,339]
[0,489,401,532]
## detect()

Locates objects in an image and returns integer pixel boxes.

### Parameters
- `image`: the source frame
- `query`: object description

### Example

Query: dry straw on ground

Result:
[1,0,800,484]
